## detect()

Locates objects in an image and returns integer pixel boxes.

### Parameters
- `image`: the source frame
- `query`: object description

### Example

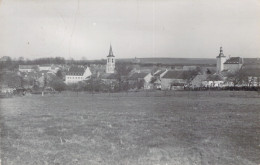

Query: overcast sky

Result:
[0,0,259,60]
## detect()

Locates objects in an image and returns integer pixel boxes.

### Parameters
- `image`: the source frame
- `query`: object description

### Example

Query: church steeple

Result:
[106,44,115,73]
[107,44,115,57]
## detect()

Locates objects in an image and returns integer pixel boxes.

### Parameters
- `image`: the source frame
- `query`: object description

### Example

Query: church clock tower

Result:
[106,44,115,73]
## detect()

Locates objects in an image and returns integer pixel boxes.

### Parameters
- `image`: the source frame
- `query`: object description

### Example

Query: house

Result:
[127,72,152,89]
[65,66,92,84]
[224,57,243,73]
[201,80,225,87]
[39,65,52,71]
[161,70,188,90]
[190,74,208,88]
[19,65,38,72]
[151,70,167,89]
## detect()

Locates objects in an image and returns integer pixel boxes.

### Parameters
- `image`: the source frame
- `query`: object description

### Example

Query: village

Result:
[1,45,260,96]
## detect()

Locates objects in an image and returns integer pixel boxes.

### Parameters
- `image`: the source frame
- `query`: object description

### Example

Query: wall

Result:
[224,64,242,73]
[216,56,226,73]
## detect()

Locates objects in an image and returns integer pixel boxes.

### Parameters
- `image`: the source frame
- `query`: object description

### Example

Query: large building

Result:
[106,45,115,74]
[216,47,244,73]
[65,66,91,84]
[224,57,243,73]
[216,47,226,73]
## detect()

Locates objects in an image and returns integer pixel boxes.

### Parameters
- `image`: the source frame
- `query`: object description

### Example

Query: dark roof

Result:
[224,57,243,64]
[128,72,147,80]
[162,70,186,79]
[66,66,85,76]
[107,45,115,57]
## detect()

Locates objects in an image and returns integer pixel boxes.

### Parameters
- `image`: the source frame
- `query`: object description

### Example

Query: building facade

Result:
[65,66,92,84]
[161,70,187,90]
[19,65,37,72]
[224,57,243,73]
[106,45,115,74]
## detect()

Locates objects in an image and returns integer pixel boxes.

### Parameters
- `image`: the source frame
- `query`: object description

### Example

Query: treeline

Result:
[0,56,108,71]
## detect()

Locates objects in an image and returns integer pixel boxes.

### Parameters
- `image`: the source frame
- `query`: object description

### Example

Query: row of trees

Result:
[0,56,108,71]
[226,69,260,87]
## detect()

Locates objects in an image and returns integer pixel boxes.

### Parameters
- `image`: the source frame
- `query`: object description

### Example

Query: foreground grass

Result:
[0,91,259,165]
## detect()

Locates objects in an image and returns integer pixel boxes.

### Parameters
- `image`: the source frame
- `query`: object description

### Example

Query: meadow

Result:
[0,91,259,165]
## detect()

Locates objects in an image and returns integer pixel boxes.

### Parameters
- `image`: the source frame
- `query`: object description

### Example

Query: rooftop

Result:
[66,66,86,76]
[224,57,243,64]
[128,72,148,80]
[162,70,186,79]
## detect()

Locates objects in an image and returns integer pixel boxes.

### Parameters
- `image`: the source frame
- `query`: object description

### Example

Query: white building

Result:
[19,65,37,72]
[224,57,243,73]
[216,47,226,73]
[106,45,115,74]
[65,66,92,84]
[39,65,52,71]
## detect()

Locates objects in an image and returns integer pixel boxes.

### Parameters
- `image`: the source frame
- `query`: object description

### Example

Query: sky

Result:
[0,0,260,60]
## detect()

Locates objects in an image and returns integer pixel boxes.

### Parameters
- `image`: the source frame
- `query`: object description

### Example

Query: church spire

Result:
[107,44,115,57]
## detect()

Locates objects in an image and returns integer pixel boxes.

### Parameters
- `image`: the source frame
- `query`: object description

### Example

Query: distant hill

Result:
[118,57,260,66]
[118,58,216,65]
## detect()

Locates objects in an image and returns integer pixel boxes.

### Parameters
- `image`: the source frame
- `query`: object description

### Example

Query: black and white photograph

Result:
[0,0,260,164]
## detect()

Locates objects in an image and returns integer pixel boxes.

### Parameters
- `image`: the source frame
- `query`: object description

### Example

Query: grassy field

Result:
[0,91,259,165]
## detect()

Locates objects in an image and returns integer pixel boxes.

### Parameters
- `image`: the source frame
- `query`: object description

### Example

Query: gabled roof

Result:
[128,72,148,80]
[66,66,86,76]
[224,57,243,64]
[161,70,186,79]
[107,45,115,57]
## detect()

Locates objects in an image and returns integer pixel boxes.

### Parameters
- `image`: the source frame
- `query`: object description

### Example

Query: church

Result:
[216,47,243,73]
[106,44,115,73]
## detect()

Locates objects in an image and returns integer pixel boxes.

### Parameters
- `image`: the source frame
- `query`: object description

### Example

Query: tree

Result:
[49,77,67,92]
[206,68,212,74]
[226,70,247,87]
[207,74,223,81]
[56,70,63,79]
[115,63,133,78]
